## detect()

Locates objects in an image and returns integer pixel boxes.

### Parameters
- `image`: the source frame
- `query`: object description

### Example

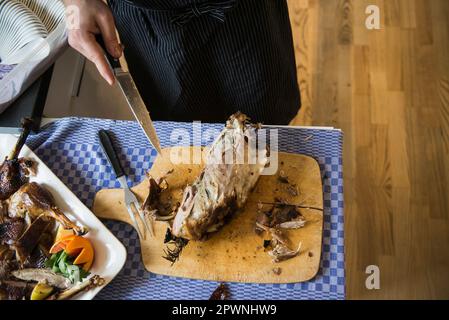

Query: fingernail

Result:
[114,43,122,57]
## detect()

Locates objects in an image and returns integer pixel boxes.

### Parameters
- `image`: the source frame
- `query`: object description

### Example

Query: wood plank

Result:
[289,0,449,299]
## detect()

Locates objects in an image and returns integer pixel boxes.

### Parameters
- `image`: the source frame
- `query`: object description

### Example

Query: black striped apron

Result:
[108,0,301,125]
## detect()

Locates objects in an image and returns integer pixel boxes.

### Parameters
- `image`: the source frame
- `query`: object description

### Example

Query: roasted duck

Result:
[0,122,101,300]
[171,113,268,241]
[162,113,307,264]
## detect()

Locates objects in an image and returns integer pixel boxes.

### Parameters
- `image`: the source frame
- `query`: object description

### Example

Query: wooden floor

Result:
[288,0,449,299]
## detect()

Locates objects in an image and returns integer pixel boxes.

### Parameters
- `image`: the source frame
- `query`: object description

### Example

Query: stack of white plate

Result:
[0,0,65,65]
[19,0,65,33]
[0,0,48,64]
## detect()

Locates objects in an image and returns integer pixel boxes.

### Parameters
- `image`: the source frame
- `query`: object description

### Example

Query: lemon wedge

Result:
[31,282,54,300]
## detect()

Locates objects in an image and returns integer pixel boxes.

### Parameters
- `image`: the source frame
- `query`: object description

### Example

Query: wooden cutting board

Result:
[92,147,323,283]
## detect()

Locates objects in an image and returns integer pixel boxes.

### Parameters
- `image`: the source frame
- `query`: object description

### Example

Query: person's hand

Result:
[64,0,122,85]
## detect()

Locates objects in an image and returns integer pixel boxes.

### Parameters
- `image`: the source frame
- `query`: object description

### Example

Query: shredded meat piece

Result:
[209,283,230,300]
[256,203,306,230]
[272,267,282,275]
[255,222,303,263]
[268,242,302,263]
[142,175,175,221]
[278,220,305,229]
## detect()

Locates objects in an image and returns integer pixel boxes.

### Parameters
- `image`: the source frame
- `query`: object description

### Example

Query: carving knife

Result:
[96,36,162,154]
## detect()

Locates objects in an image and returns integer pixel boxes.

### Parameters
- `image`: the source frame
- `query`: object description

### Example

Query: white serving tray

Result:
[0,134,127,300]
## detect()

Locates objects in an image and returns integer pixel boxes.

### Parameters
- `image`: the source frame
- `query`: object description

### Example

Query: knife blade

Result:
[96,36,162,154]
[114,70,162,154]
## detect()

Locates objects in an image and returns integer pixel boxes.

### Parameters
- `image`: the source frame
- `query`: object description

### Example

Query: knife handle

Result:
[99,130,125,178]
[95,34,121,70]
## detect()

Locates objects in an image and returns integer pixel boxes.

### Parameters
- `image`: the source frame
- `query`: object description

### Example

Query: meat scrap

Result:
[277,170,289,184]
[255,203,306,233]
[255,201,305,263]
[209,283,230,300]
[272,267,282,275]
[141,175,175,221]
[268,242,302,263]
[257,223,302,263]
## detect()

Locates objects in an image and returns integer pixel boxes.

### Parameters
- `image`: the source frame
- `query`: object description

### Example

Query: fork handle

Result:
[99,130,125,178]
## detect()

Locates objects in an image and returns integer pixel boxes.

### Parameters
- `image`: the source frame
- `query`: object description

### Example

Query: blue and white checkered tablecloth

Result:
[26,117,345,300]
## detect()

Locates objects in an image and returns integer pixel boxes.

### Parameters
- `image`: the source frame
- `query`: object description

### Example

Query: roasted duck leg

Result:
[8,182,87,235]
[172,113,269,240]
[47,275,105,300]
[0,118,35,200]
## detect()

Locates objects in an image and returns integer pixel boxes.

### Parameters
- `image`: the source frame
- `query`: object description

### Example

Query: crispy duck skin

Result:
[26,244,51,269]
[1,201,8,223]
[0,252,17,280]
[172,113,268,240]
[8,182,87,235]
[0,118,34,201]
[13,214,52,265]
[0,158,35,201]
[0,218,25,245]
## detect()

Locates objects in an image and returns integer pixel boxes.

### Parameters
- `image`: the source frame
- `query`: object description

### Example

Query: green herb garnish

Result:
[45,251,90,283]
